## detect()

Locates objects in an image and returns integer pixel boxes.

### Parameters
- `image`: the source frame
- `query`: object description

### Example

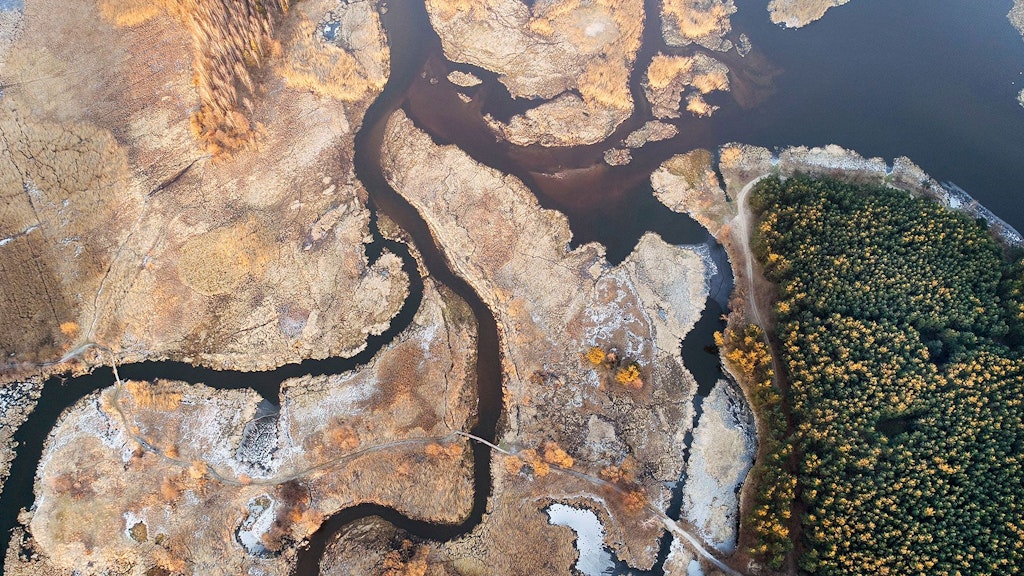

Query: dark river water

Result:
[1,0,1022,574]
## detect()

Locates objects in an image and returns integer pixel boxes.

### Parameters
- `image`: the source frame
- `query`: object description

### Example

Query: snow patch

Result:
[546,504,615,576]
[236,495,277,558]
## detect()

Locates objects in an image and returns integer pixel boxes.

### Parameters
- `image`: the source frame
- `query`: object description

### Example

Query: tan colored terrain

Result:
[383,110,718,569]
[662,0,736,51]
[447,70,482,88]
[652,149,733,237]
[19,277,477,575]
[624,120,679,148]
[426,0,643,146]
[767,0,851,28]
[604,121,679,165]
[0,0,405,374]
[646,53,730,119]
[487,93,630,147]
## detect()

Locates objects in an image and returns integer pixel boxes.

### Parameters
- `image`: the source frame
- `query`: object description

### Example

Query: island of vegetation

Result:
[749,175,1024,575]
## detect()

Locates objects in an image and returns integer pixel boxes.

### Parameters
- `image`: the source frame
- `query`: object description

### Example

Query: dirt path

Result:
[733,175,772,331]
[454,431,744,576]
[731,174,801,576]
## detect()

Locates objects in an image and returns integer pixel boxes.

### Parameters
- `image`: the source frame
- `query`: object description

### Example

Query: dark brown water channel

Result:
[3,0,1024,574]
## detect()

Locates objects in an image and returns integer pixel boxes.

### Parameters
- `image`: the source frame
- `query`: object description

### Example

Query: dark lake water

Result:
[722,0,1024,233]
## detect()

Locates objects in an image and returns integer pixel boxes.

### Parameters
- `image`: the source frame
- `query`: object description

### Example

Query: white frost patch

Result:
[583,271,652,361]
[546,504,614,576]
[690,242,718,292]
[585,21,606,36]
[237,495,276,557]
[168,387,259,471]
[285,372,378,424]
[0,224,39,247]
[663,534,704,576]
[682,381,756,553]
[0,380,35,417]
[122,511,145,541]
[275,372,381,463]
[87,395,134,463]
[419,321,439,357]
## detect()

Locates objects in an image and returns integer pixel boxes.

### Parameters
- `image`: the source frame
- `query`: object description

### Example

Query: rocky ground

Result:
[426,0,643,146]
[767,0,851,28]
[13,276,477,575]
[0,0,404,376]
[383,110,712,570]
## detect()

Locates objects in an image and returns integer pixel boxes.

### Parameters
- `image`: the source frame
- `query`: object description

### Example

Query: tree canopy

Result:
[751,175,1024,575]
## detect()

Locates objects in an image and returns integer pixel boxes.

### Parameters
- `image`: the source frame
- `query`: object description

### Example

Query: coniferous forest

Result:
[750,176,1024,575]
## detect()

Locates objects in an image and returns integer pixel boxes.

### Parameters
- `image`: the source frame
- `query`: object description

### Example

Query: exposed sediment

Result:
[383,110,712,569]
[20,277,477,575]
[426,0,644,146]
[767,0,851,28]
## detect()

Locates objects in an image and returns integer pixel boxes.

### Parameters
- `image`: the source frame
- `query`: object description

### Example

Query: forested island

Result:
[747,176,1024,575]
